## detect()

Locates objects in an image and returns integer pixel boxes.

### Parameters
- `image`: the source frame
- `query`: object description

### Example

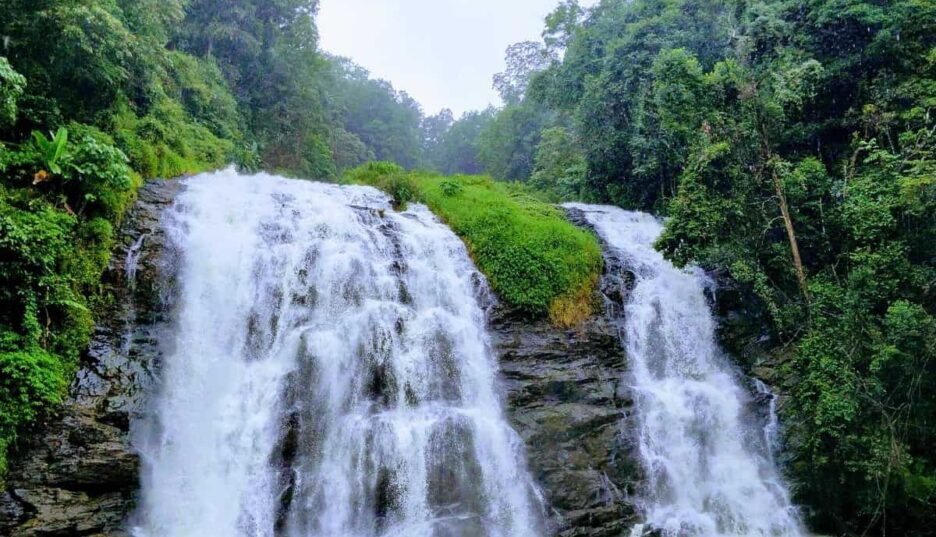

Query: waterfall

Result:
[132,170,546,537]
[564,204,803,537]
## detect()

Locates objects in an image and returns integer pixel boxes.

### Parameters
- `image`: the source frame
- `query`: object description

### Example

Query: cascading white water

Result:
[564,204,803,537]
[132,169,546,537]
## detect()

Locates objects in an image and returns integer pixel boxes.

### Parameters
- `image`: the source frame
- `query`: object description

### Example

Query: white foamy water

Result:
[564,204,804,537]
[132,169,545,537]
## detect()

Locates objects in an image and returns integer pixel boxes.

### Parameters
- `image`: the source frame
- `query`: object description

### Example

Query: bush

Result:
[0,127,135,482]
[61,126,134,218]
[164,51,243,143]
[0,346,68,476]
[342,161,405,184]
[0,57,26,129]
[439,179,463,197]
[344,165,603,322]
[0,190,82,479]
[110,98,234,179]
[343,161,418,208]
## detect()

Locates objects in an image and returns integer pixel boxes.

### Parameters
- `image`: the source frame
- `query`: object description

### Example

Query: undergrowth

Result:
[345,162,603,325]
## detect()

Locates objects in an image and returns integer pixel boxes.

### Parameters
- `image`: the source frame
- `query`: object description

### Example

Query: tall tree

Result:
[492,41,555,105]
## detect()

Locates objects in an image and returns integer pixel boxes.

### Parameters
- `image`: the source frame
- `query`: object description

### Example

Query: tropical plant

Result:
[31,128,68,177]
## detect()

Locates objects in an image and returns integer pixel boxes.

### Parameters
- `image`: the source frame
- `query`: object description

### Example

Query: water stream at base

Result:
[132,170,546,537]
[565,204,804,537]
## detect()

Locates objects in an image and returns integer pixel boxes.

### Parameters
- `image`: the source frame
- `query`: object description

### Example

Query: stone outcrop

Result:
[491,307,640,537]
[0,180,183,537]
[491,206,642,537]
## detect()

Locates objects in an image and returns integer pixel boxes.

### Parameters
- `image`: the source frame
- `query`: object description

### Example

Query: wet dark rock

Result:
[483,206,646,536]
[491,307,641,537]
[0,179,183,537]
[490,209,642,537]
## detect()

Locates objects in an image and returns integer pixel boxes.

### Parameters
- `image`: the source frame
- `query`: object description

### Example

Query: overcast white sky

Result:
[318,0,598,117]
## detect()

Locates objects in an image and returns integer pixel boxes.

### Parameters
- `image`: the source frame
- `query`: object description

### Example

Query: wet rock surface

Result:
[0,180,182,537]
[491,207,642,537]
[491,308,639,537]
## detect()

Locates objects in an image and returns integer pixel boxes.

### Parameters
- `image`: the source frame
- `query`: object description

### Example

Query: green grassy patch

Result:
[345,163,603,324]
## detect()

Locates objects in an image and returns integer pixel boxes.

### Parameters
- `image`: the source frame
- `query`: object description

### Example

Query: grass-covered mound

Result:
[344,163,603,326]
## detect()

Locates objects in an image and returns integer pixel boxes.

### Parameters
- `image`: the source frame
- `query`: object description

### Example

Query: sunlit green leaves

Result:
[31,127,68,175]
[0,58,26,129]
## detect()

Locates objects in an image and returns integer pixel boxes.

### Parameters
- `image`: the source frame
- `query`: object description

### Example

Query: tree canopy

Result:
[0,0,438,479]
[1,2,934,535]
[422,1,936,534]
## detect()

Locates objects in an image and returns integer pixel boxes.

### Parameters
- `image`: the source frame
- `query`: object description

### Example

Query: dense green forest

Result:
[425,1,935,535]
[1,0,934,536]
[0,0,425,480]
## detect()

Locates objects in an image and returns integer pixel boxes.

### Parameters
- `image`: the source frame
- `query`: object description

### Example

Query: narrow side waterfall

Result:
[132,170,546,537]
[564,205,803,537]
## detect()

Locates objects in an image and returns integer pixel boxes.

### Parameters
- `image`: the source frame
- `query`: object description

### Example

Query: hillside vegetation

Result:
[0,1,934,535]
[0,0,428,479]
[425,1,936,534]
[345,163,603,326]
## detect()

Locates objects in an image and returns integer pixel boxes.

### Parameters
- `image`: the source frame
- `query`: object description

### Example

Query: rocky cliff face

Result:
[490,207,642,537]
[490,306,639,537]
[0,180,183,537]
[0,184,642,536]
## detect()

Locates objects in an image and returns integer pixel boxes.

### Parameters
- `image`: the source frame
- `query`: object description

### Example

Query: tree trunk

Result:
[772,169,809,301]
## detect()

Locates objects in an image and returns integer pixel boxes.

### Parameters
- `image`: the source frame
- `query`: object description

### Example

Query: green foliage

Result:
[528,126,587,201]
[325,58,425,171]
[493,41,555,105]
[0,133,133,482]
[476,102,550,182]
[458,0,936,533]
[31,128,69,175]
[343,161,417,208]
[777,130,936,534]
[342,161,406,184]
[345,164,603,322]
[163,51,243,142]
[0,188,84,477]
[110,98,234,180]
[653,31,936,536]
[422,108,495,175]
[0,0,441,485]
[0,3,931,535]
[0,346,68,476]
[0,58,26,129]
[439,179,463,197]
[60,127,134,218]
[0,0,216,482]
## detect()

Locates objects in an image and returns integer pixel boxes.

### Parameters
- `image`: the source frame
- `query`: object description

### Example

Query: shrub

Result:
[110,98,234,179]
[61,126,134,218]
[344,165,603,322]
[0,347,67,476]
[343,161,418,208]
[0,57,26,129]
[342,161,405,184]
[439,179,463,197]
[31,128,69,175]
[0,126,135,482]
